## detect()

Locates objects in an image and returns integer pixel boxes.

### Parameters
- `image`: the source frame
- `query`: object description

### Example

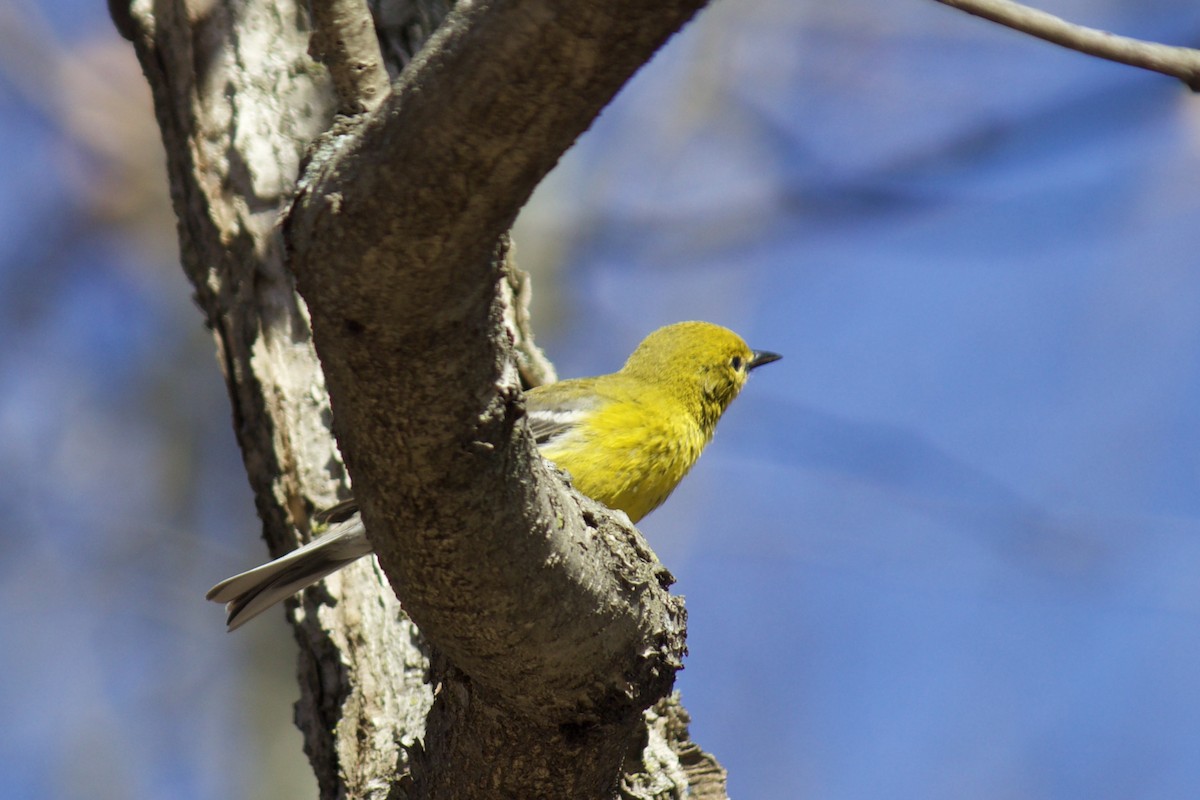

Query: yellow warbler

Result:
[209,321,780,629]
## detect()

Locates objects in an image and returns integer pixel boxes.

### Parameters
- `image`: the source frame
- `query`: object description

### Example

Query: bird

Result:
[208,321,780,629]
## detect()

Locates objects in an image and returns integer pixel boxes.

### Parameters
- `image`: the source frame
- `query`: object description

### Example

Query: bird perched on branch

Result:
[208,321,781,630]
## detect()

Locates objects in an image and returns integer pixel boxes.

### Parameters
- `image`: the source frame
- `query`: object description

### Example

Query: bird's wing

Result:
[526,389,599,447]
[313,497,360,525]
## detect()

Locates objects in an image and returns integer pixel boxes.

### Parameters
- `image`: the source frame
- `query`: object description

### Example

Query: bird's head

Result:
[621,321,780,427]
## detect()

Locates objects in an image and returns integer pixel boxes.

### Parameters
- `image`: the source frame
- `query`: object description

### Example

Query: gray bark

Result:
[114,0,727,796]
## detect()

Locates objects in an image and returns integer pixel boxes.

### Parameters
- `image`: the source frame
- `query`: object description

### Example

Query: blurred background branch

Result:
[935,0,1200,88]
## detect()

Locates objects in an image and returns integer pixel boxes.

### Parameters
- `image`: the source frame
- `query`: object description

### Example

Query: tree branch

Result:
[288,0,704,696]
[285,0,709,794]
[934,0,1200,90]
[499,234,557,388]
[310,0,391,114]
[126,0,723,793]
[124,1,430,796]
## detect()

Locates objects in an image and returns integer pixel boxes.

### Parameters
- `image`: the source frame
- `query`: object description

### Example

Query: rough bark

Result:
[119,1,431,796]
[115,0,727,797]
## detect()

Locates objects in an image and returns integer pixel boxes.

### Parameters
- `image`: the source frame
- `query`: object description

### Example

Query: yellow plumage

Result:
[535,376,710,522]
[208,321,779,629]
[531,321,778,521]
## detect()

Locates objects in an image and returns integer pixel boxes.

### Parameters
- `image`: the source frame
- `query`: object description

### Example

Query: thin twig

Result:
[310,0,391,114]
[935,0,1200,90]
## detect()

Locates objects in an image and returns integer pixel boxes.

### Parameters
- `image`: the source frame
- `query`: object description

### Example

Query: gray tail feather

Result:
[207,516,373,630]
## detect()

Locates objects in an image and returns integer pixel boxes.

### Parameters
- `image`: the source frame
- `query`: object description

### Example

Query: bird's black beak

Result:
[748,350,782,371]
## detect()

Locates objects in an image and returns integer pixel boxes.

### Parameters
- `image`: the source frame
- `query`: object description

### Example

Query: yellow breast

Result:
[536,388,710,523]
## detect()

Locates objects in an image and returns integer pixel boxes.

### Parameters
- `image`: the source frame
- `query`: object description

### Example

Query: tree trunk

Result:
[111,0,728,796]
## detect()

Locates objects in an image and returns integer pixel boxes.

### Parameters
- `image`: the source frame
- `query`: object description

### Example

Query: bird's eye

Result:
[730,356,744,371]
